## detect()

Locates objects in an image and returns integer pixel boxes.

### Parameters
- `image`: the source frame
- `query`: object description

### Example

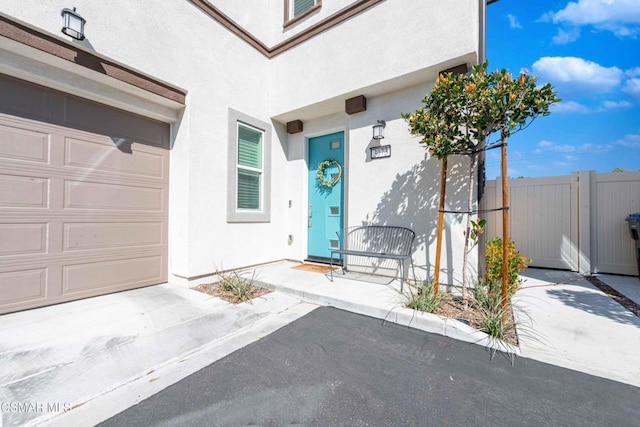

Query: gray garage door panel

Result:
[0,75,170,314]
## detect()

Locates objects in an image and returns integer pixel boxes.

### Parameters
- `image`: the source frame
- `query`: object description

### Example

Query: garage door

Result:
[0,75,170,314]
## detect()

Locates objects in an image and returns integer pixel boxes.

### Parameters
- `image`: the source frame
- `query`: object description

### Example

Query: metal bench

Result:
[329,225,416,291]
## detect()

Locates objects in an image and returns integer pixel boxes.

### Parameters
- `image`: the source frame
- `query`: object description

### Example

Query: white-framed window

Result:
[227,109,271,223]
[236,123,263,211]
[285,0,321,26]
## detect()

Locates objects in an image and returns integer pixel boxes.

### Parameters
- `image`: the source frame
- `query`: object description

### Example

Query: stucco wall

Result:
[1,0,284,282]
[1,0,481,286]
[215,0,358,46]
[285,83,477,285]
[269,0,479,118]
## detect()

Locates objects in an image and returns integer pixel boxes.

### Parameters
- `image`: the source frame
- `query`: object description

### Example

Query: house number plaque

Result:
[370,144,391,159]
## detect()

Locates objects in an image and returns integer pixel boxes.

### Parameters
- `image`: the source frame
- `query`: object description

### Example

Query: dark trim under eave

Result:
[189,0,385,59]
[0,15,186,105]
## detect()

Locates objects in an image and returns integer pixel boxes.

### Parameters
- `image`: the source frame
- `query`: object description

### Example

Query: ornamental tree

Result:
[405,62,559,158]
[403,62,559,311]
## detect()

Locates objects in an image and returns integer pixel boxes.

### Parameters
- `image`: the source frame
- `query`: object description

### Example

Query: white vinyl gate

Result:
[482,171,640,276]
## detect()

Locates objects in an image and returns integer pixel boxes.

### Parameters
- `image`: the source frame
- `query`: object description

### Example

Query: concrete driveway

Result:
[513,269,640,386]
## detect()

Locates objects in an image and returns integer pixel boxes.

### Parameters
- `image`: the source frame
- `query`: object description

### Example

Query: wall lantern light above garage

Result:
[61,7,86,40]
[372,120,386,140]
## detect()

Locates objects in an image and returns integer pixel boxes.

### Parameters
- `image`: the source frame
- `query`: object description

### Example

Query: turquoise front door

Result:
[308,132,345,262]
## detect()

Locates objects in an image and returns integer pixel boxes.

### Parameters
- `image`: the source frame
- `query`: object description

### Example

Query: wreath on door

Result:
[316,159,343,188]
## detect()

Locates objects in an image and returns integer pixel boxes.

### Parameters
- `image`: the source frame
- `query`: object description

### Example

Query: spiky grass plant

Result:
[477,296,516,340]
[405,280,446,313]
[216,270,256,303]
[472,278,518,343]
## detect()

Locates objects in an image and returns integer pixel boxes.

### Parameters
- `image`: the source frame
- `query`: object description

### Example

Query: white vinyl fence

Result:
[481,170,640,276]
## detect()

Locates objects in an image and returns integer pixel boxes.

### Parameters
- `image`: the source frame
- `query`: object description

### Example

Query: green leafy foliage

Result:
[405,280,445,313]
[477,293,516,340]
[468,218,487,250]
[473,278,503,311]
[471,278,520,343]
[485,237,530,293]
[402,62,560,160]
[402,62,558,304]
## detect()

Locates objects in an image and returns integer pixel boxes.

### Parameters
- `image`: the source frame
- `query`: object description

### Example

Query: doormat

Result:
[292,264,337,274]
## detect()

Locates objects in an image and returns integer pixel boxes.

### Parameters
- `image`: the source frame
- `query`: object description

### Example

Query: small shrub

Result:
[472,278,517,342]
[472,278,501,312]
[477,296,516,341]
[216,270,256,303]
[406,280,445,313]
[485,237,530,294]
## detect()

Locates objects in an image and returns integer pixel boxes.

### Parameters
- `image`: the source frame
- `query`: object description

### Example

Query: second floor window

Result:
[285,0,321,26]
[293,0,317,17]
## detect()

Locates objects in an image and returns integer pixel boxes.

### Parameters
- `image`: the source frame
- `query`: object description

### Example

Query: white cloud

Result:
[535,140,573,153]
[507,14,522,29]
[580,143,614,153]
[551,100,591,113]
[535,140,613,154]
[614,133,640,147]
[537,140,554,148]
[532,57,623,93]
[602,100,633,109]
[623,78,640,96]
[626,67,640,77]
[511,150,524,159]
[548,0,640,38]
[552,27,581,44]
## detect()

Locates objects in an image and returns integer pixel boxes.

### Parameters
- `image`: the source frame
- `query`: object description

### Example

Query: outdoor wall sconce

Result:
[61,7,86,40]
[372,120,386,140]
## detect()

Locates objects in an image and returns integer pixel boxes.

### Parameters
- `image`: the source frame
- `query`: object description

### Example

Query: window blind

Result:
[238,125,262,169]
[237,124,263,210]
[237,169,260,210]
[294,0,315,17]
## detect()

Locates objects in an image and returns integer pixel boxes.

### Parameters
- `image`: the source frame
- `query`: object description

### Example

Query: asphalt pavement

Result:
[101,307,640,427]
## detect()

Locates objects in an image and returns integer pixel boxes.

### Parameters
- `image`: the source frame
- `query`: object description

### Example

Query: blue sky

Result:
[485,0,640,178]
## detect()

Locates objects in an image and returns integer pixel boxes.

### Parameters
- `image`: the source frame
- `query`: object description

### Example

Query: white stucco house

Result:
[0,0,491,314]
